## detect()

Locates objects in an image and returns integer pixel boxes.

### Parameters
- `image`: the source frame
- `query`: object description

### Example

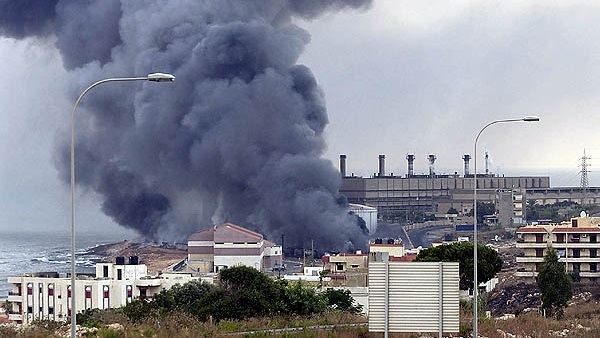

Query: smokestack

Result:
[485,151,490,175]
[463,154,471,176]
[339,154,347,177]
[406,153,415,177]
[428,154,436,176]
[378,154,385,177]
[0,0,374,253]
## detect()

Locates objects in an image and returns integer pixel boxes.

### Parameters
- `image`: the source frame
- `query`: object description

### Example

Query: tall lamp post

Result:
[472,116,539,338]
[70,73,174,338]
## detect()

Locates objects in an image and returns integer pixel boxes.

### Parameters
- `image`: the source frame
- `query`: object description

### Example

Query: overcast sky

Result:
[1,1,599,233]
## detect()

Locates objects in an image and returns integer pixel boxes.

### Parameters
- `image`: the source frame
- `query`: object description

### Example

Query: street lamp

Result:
[69,73,174,338]
[472,116,538,338]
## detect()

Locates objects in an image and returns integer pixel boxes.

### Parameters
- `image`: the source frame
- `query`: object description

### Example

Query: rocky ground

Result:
[89,241,187,275]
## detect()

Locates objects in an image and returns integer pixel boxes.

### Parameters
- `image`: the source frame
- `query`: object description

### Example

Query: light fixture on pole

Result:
[472,115,538,338]
[70,73,174,338]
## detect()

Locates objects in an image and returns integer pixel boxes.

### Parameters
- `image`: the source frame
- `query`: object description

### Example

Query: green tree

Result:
[219,265,281,319]
[536,247,572,319]
[320,288,363,314]
[469,202,495,224]
[415,241,503,290]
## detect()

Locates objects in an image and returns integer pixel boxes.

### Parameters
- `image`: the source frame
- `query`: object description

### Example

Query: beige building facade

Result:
[516,216,600,279]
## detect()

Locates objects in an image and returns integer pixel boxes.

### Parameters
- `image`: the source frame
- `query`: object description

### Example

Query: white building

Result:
[7,257,209,324]
[349,203,378,234]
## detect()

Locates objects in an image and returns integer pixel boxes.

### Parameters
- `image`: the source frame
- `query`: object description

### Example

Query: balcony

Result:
[8,313,23,321]
[7,294,22,303]
[516,257,544,263]
[136,278,161,287]
[516,242,548,249]
[579,271,600,278]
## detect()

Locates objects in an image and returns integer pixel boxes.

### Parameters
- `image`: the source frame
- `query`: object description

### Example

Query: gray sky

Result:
[1,0,599,232]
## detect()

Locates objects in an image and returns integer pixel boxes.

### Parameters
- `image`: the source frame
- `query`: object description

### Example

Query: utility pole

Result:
[580,149,590,205]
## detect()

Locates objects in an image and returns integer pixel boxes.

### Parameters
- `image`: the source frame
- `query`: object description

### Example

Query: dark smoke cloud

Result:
[0,0,372,252]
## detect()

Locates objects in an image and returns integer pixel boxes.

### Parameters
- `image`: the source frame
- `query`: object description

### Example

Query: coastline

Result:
[88,241,187,275]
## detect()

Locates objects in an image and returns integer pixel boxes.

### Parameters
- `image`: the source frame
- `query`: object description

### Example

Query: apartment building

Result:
[516,215,600,279]
[6,257,207,324]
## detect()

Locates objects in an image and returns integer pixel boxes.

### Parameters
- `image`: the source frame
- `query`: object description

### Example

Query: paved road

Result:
[371,222,454,249]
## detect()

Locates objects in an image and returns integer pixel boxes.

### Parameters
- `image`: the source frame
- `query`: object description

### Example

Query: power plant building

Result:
[339,154,550,224]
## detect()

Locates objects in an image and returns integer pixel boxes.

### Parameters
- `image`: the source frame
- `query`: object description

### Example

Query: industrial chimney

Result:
[378,154,385,176]
[463,154,471,176]
[339,154,347,177]
[406,153,415,177]
[428,154,437,176]
[485,151,490,175]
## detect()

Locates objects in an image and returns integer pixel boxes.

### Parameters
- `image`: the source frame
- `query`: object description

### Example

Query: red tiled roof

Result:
[389,254,417,262]
[188,223,265,243]
[187,227,214,241]
[516,227,548,233]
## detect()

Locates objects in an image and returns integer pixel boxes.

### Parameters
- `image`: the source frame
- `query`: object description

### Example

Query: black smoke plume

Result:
[0,0,372,252]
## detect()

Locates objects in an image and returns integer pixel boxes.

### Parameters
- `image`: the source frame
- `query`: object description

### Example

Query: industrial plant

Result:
[339,153,600,227]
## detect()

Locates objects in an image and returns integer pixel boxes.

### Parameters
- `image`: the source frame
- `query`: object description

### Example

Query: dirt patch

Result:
[90,241,187,275]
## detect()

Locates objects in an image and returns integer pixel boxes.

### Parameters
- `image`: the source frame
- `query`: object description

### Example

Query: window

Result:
[572,219,578,227]
[591,249,597,258]
[535,234,544,243]
[103,265,109,278]
[103,286,109,298]
[536,249,544,257]
[573,263,581,272]
[556,234,565,243]
[336,264,344,271]
[27,283,33,295]
[126,285,132,298]
[27,306,32,314]
[48,307,54,315]
[573,249,580,258]
[48,284,54,296]
[591,263,598,272]
[67,286,71,298]
[117,269,122,280]
[85,286,92,299]
[591,235,597,243]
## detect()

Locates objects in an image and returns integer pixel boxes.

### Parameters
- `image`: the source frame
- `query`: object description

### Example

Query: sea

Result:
[0,228,134,301]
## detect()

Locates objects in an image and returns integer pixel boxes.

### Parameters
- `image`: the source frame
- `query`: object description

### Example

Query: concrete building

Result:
[6,257,208,324]
[516,215,600,279]
[495,188,526,227]
[187,222,282,273]
[338,154,600,222]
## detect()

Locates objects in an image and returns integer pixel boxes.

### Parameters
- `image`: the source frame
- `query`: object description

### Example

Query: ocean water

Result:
[0,228,133,300]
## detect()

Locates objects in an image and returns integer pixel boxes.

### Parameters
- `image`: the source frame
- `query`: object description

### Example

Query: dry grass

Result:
[1,299,599,338]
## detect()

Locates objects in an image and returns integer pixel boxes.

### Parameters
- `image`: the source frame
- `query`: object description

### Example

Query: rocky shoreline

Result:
[88,241,187,275]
